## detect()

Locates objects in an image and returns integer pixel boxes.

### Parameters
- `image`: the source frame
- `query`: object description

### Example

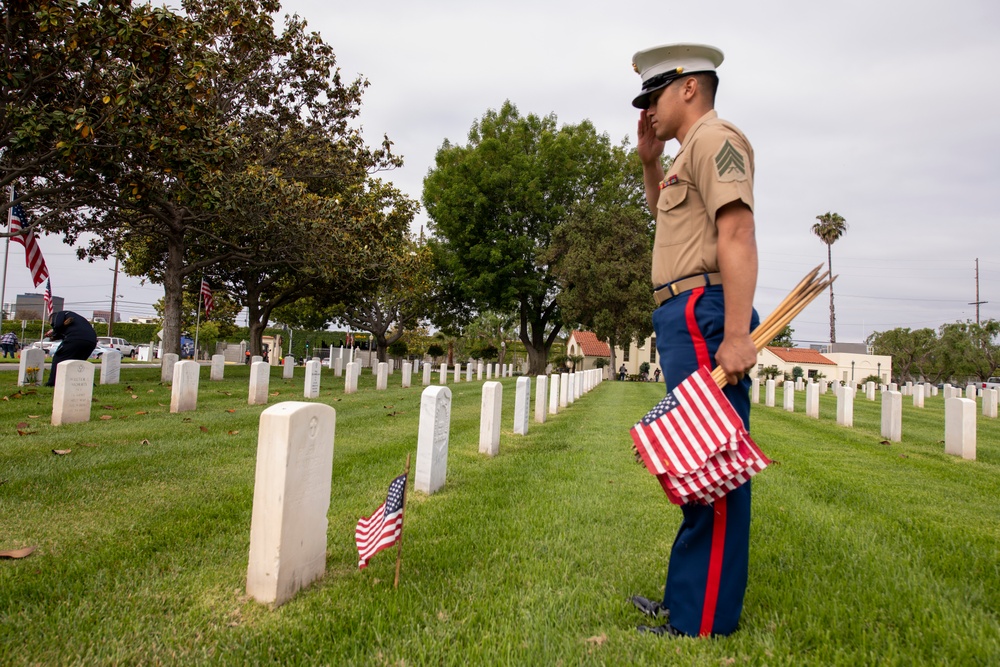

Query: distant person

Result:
[653,368,661,383]
[44,311,97,386]
[1,331,19,358]
[618,364,628,381]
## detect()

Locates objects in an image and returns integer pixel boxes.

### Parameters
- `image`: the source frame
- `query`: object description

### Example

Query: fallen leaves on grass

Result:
[100,405,116,410]
[52,449,71,455]
[228,430,239,435]
[78,443,98,448]
[226,409,235,413]
[270,391,280,396]
[141,439,151,446]
[100,415,113,420]
[199,426,209,433]
[182,417,192,422]
[584,634,607,646]
[0,546,36,559]
[880,440,891,445]
[131,395,138,399]
[16,422,28,429]
[27,415,39,419]
[135,411,147,415]
[218,391,232,396]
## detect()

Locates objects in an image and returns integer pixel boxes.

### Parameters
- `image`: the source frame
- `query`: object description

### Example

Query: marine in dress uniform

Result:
[629,43,760,637]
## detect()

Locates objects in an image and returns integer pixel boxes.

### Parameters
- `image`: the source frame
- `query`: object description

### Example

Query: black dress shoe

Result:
[637,622,683,637]
[630,595,669,619]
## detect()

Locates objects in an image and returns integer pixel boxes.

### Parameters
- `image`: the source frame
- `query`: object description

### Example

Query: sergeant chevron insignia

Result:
[714,139,747,181]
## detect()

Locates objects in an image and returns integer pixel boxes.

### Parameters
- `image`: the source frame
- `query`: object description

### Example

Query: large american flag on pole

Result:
[200,279,214,316]
[631,366,770,505]
[356,473,407,569]
[8,197,50,287]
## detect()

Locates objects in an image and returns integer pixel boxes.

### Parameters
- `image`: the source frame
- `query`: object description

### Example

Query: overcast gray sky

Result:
[5,0,998,345]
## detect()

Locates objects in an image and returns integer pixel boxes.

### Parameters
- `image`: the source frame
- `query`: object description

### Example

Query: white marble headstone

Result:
[18,346,45,386]
[304,359,321,399]
[806,382,819,419]
[170,360,200,413]
[514,376,531,435]
[479,381,502,457]
[439,363,448,385]
[249,361,270,405]
[376,362,388,390]
[945,397,976,460]
[422,362,432,386]
[415,386,452,495]
[535,375,548,424]
[402,361,412,388]
[982,388,997,418]
[100,349,121,385]
[454,363,461,383]
[560,372,570,408]
[837,386,854,427]
[783,381,794,412]
[881,391,902,442]
[765,379,775,407]
[211,354,225,381]
[247,402,335,607]
[345,361,359,394]
[477,361,484,381]
[549,373,560,415]
[51,360,94,425]
[334,357,343,378]
[283,357,295,379]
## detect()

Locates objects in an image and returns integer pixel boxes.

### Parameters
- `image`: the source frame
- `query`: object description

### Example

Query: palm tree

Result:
[812,212,848,343]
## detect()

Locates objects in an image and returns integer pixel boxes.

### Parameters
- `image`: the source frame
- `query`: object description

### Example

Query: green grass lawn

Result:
[1,368,998,665]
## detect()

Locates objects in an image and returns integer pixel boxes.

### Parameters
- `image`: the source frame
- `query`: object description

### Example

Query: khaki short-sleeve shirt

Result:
[651,110,755,287]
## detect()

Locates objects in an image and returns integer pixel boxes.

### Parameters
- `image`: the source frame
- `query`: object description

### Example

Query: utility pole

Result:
[969,257,987,325]
[108,257,120,337]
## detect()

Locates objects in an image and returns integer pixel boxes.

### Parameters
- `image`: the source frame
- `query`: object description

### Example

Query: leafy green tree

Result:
[426,343,445,360]
[423,101,625,374]
[547,202,652,379]
[335,239,431,363]
[812,212,848,343]
[867,327,938,383]
[387,340,408,358]
[770,325,795,348]
[792,366,804,379]
[937,320,1000,382]
[759,365,781,380]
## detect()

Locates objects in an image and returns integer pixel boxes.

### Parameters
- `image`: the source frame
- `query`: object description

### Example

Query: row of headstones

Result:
[246,367,605,606]
[751,378,992,461]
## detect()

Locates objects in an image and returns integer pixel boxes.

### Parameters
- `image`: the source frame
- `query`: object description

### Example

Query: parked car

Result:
[89,344,117,359]
[27,338,59,354]
[984,377,1000,391]
[97,337,136,358]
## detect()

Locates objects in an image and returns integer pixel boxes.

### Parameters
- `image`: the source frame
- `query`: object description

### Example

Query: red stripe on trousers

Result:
[683,285,728,636]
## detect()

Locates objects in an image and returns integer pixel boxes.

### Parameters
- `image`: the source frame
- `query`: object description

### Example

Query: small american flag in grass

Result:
[631,366,770,505]
[356,473,407,569]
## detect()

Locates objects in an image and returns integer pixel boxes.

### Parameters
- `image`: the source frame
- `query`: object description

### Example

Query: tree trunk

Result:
[161,229,186,356]
[375,334,388,363]
[609,335,618,381]
[828,243,836,344]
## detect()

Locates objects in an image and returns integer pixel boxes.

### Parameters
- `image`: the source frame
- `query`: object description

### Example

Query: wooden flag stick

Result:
[710,269,837,388]
[393,452,412,590]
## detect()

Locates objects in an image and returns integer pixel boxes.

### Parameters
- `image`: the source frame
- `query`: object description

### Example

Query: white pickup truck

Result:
[984,377,1000,391]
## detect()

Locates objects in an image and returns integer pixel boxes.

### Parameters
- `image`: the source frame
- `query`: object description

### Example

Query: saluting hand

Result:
[637,111,665,166]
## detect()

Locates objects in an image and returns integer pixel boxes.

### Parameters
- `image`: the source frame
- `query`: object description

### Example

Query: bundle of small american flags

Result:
[630,366,770,505]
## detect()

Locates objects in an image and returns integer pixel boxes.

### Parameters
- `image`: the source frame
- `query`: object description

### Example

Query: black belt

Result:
[653,272,722,306]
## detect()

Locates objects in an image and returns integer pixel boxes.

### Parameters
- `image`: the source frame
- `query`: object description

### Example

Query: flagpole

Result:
[0,186,13,332]
[393,452,411,589]
[193,278,203,360]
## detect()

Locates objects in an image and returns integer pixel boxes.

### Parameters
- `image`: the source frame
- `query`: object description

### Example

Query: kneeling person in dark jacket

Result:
[45,311,97,386]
